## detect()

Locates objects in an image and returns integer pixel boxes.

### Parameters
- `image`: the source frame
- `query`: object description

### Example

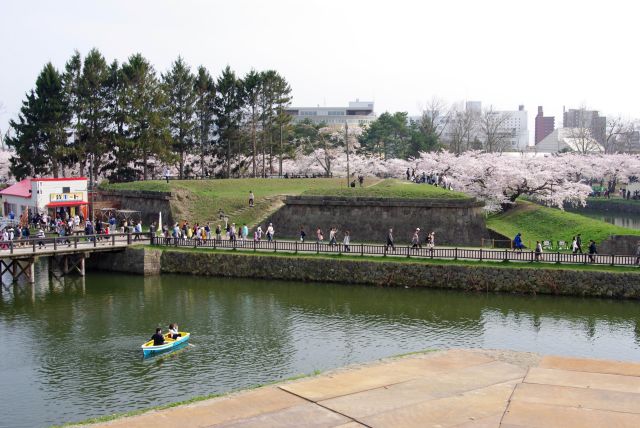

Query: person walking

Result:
[36,227,46,249]
[386,228,395,251]
[635,242,640,266]
[588,240,598,263]
[215,224,222,240]
[300,227,306,242]
[576,234,583,253]
[571,236,578,254]
[411,228,421,248]
[426,231,435,250]
[535,240,543,261]
[316,228,323,243]
[329,227,337,246]
[266,223,274,241]
[242,224,249,241]
[343,230,351,252]
[205,223,211,240]
[249,191,255,207]
[513,232,523,252]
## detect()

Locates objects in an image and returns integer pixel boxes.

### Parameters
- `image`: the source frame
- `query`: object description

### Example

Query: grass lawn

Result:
[103,178,365,226]
[487,200,640,248]
[303,179,469,199]
[101,178,469,227]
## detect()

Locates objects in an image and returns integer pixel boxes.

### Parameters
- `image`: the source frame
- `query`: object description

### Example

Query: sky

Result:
[1,0,639,144]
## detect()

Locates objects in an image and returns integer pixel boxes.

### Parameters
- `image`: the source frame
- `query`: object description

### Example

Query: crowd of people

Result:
[406,168,452,189]
[0,209,148,250]
[513,232,600,263]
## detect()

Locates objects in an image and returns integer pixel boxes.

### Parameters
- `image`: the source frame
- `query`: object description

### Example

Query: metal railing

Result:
[150,237,640,267]
[0,232,150,255]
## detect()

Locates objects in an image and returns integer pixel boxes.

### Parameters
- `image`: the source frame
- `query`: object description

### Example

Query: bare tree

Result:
[604,116,625,153]
[418,96,450,141]
[566,108,602,153]
[479,107,511,152]
[447,105,478,154]
[612,122,638,153]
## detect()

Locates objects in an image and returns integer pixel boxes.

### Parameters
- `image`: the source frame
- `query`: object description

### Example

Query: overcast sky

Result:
[1,0,639,143]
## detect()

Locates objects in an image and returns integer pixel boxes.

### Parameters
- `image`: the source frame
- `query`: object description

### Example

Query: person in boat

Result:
[151,328,165,346]
[168,323,181,339]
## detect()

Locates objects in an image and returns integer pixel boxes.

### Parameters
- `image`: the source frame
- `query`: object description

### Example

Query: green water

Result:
[1,262,639,427]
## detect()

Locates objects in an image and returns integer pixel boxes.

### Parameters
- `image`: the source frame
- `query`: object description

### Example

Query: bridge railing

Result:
[0,232,150,255]
[149,236,640,268]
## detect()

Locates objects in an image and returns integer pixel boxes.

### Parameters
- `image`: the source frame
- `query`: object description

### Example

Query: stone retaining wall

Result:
[599,235,640,256]
[90,247,640,299]
[267,196,489,247]
[95,190,175,226]
[86,246,161,275]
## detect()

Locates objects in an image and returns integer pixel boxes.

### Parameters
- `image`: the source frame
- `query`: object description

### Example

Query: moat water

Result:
[1,263,639,427]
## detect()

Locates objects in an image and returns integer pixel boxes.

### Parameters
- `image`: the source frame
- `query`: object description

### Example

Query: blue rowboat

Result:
[141,332,190,357]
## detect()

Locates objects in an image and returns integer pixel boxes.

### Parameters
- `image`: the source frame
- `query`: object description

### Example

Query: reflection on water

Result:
[578,211,640,230]
[0,260,639,427]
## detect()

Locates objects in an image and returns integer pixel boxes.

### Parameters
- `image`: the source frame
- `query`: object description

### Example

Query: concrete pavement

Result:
[92,349,640,428]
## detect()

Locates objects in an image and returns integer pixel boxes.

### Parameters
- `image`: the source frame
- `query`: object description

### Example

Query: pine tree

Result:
[193,66,216,178]
[242,70,262,177]
[77,48,111,187]
[271,72,292,176]
[121,54,170,180]
[7,63,71,179]
[213,66,243,178]
[162,57,196,179]
[62,51,82,173]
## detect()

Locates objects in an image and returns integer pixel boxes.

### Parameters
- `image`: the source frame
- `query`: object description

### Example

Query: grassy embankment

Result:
[302,179,470,199]
[102,178,464,226]
[487,200,640,248]
[146,245,640,273]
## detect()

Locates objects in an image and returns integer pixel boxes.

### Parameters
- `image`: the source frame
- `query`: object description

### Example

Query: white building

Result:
[533,128,604,153]
[440,102,529,151]
[286,100,376,127]
[0,177,88,220]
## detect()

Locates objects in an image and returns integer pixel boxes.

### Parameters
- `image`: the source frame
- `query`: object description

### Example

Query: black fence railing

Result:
[150,237,639,267]
[0,232,149,255]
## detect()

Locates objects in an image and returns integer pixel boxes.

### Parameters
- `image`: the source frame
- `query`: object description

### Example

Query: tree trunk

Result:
[227,136,231,178]
[252,113,257,177]
[278,123,283,176]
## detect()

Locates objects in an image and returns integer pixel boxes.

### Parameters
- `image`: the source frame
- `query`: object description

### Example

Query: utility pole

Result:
[345,121,350,187]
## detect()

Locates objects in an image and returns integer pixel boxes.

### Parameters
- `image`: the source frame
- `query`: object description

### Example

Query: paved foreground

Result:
[93,349,640,428]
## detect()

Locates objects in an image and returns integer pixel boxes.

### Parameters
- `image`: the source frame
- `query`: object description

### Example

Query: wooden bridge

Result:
[0,232,149,284]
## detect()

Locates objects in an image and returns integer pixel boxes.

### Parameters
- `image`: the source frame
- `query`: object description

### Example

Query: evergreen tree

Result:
[8,63,71,179]
[162,57,196,179]
[120,54,170,180]
[103,59,135,181]
[242,69,262,177]
[213,66,243,178]
[78,48,111,187]
[259,70,277,176]
[358,112,410,159]
[62,51,83,172]
[271,72,292,176]
[193,66,216,178]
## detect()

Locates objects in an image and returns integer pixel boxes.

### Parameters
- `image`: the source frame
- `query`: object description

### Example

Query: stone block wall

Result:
[89,247,640,299]
[599,235,640,255]
[266,196,489,246]
[157,250,640,299]
[95,190,175,226]
[86,246,161,275]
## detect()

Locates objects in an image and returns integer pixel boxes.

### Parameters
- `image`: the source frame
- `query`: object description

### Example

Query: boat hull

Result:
[141,332,190,357]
